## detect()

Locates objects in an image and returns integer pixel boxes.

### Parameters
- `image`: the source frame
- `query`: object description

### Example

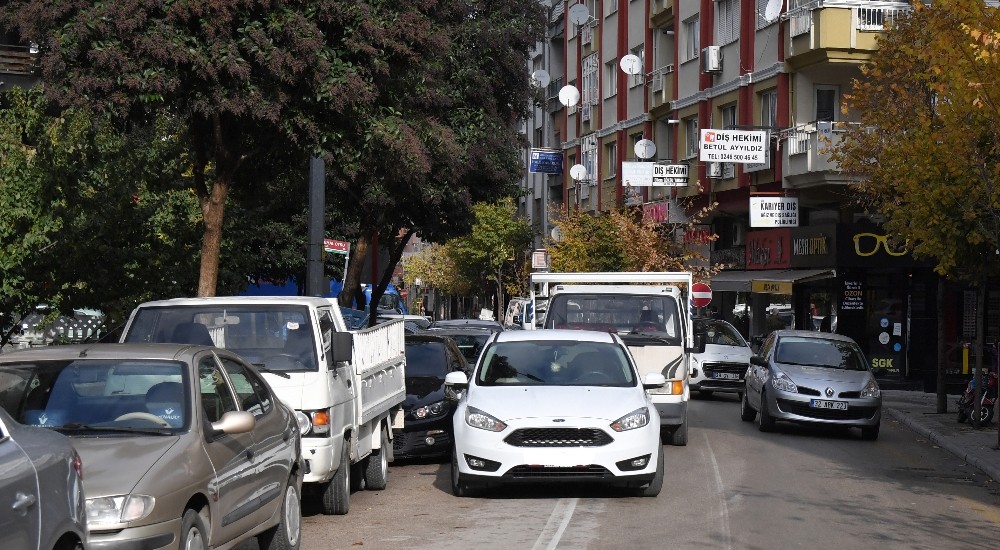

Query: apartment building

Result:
[522,1,972,387]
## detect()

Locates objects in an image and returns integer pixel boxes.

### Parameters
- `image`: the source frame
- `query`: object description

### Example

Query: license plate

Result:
[712,372,740,380]
[811,399,848,410]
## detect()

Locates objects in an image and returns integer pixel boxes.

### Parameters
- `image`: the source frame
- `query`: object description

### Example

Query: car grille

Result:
[504,428,613,447]
[777,399,879,420]
[794,386,822,396]
[702,362,748,387]
[504,465,612,478]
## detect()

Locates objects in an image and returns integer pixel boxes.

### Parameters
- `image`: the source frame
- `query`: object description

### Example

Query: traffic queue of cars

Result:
[0,306,887,549]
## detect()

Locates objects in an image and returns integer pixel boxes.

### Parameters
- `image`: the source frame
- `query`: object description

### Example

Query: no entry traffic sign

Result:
[691,282,713,308]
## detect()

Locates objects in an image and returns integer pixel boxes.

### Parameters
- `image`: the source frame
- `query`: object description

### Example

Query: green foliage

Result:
[833,0,1000,282]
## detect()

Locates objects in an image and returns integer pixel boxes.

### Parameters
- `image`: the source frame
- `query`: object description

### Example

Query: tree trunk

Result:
[196,176,229,297]
[338,232,371,308]
[936,276,947,413]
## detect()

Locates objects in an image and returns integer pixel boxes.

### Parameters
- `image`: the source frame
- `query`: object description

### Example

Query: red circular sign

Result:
[691,282,713,308]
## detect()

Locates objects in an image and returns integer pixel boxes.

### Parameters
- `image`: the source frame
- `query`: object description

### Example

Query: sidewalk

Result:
[883,389,1000,481]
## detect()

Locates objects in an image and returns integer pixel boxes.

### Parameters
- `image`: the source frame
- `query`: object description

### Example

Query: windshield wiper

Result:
[252,363,292,378]
[55,423,172,435]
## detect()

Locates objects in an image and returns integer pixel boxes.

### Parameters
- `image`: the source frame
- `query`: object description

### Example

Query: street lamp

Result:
[570,163,588,207]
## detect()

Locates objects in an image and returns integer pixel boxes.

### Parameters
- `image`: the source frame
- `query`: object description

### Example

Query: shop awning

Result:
[710,269,836,293]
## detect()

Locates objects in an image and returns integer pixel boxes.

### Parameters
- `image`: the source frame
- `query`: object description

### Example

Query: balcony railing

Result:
[787,2,911,38]
[857,5,908,31]
[784,121,847,179]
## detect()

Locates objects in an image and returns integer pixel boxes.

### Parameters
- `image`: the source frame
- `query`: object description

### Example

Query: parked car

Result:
[740,330,884,440]
[445,329,666,497]
[0,406,87,550]
[423,327,494,365]
[0,343,307,549]
[431,318,504,333]
[689,318,752,397]
[393,334,468,459]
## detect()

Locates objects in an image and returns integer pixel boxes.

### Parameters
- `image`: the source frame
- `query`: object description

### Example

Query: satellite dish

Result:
[568,4,591,26]
[550,226,563,242]
[763,0,783,23]
[619,54,642,76]
[569,164,588,181]
[634,139,656,159]
[531,69,550,88]
[558,85,581,107]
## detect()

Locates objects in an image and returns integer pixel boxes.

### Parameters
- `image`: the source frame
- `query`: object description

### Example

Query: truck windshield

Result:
[544,294,682,345]
[123,305,318,372]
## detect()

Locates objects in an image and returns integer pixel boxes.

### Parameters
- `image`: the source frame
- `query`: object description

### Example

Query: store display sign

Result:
[842,280,864,311]
[750,197,799,227]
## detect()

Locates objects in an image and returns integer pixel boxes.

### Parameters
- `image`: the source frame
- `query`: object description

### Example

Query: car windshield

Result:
[123,305,318,372]
[543,294,682,344]
[0,360,189,431]
[449,334,489,363]
[702,320,748,348]
[476,340,636,387]
[405,341,450,378]
[774,337,868,371]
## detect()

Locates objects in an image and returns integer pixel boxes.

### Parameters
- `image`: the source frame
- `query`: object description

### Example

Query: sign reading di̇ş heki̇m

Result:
[749,197,799,227]
[529,148,563,174]
[700,129,767,163]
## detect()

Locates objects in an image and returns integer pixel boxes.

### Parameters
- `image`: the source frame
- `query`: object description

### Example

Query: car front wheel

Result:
[740,390,756,422]
[757,390,775,432]
[179,508,209,550]
[258,477,302,550]
[450,444,476,497]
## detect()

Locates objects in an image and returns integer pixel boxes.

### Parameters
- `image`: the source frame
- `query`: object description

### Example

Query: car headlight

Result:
[770,372,798,393]
[465,406,507,432]
[86,495,155,526]
[413,400,447,419]
[294,411,312,435]
[861,377,881,398]
[610,407,650,432]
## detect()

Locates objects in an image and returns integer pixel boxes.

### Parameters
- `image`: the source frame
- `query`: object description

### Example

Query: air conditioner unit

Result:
[707,162,723,178]
[651,73,663,93]
[701,46,722,73]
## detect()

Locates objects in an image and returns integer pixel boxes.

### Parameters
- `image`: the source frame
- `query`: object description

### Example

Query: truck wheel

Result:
[320,441,350,515]
[667,417,688,446]
[364,427,389,491]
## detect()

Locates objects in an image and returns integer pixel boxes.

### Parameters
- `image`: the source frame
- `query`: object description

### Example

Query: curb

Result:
[885,407,1000,482]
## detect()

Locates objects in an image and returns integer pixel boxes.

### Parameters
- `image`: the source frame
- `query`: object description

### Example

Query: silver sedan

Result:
[740,330,884,440]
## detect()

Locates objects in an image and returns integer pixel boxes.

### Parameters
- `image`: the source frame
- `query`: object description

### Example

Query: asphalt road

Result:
[244,393,1000,550]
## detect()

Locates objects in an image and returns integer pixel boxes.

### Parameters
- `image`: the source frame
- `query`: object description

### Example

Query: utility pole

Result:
[305,156,326,296]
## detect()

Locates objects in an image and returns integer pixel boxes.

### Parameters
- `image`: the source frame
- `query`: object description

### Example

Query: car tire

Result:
[350,461,366,491]
[740,390,756,422]
[860,422,880,441]
[364,427,389,491]
[637,445,664,497]
[258,476,302,550]
[757,390,775,432]
[667,417,688,446]
[450,443,476,497]
[179,508,208,550]
[320,440,351,515]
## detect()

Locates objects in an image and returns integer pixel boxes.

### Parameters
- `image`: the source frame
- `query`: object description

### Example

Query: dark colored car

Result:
[0,406,87,550]
[393,334,468,459]
[423,327,494,365]
[430,319,504,333]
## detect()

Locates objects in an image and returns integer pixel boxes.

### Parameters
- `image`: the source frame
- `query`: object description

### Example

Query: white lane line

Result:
[704,432,733,550]
[532,497,579,550]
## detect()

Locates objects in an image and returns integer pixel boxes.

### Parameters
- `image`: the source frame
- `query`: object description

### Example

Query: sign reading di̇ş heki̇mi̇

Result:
[749,197,799,227]
[699,129,767,163]
[529,148,563,174]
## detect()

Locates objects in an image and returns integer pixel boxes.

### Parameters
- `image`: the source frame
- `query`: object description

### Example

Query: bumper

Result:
[769,392,882,426]
[301,434,342,484]
[393,427,452,458]
[651,398,687,428]
[453,418,661,485]
[89,517,180,550]
[690,377,745,393]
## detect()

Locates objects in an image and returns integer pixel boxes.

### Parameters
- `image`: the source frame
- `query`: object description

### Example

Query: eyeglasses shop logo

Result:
[853,233,907,257]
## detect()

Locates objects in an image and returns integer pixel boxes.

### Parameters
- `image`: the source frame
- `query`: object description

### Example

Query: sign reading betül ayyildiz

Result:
[750,197,799,227]
[529,148,563,174]
[699,129,767,163]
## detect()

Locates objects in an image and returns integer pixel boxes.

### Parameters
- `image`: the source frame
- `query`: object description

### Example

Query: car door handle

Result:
[246,450,254,461]
[12,492,36,513]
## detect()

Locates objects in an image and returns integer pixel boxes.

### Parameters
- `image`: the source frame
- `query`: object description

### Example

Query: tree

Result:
[831,0,1000,416]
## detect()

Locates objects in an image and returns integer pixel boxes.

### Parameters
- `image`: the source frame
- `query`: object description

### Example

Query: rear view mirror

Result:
[331,332,353,364]
[444,371,469,400]
[687,332,706,354]
[750,356,767,367]
[642,373,666,389]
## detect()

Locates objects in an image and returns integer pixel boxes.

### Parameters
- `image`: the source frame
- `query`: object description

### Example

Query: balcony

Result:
[785,1,911,70]
[650,0,674,29]
[782,121,858,187]
[648,64,675,111]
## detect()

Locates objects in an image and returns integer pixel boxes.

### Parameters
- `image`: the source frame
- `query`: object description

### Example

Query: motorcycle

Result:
[956,367,998,425]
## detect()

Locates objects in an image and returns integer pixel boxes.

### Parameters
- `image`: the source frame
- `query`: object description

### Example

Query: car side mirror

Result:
[331,331,353,365]
[210,410,255,438]
[642,373,666,389]
[444,371,469,401]
[750,356,767,367]
[686,332,706,355]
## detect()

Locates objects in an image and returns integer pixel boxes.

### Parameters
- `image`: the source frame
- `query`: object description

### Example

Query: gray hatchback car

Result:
[0,343,305,550]
[740,330,884,440]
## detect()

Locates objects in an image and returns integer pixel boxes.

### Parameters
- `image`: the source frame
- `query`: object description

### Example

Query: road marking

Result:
[704,432,733,550]
[532,497,578,550]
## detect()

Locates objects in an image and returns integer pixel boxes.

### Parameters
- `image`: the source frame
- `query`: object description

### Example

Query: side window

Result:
[219,357,272,417]
[759,334,777,359]
[448,344,465,372]
[199,357,238,423]
[319,309,335,365]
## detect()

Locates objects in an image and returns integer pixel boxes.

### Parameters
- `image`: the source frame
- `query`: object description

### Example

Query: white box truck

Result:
[527,272,705,445]
[120,296,406,515]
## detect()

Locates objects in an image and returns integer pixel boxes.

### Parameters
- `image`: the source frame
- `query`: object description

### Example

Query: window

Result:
[721,103,737,178]
[200,357,238,423]
[684,116,699,158]
[582,134,597,185]
[760,89,777,128]
[220,357,273,417]
[629,46,645,88]
[605,59,618,98]
[605,0,618,17]
[816,85,838,122]
[606,141,618,177]
[631,133,644,160]
[582,53,599,106]
[683,16,700,63]
[717,0,740,45]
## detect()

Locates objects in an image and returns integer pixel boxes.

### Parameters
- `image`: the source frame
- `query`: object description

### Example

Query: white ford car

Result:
[445,329,666,497]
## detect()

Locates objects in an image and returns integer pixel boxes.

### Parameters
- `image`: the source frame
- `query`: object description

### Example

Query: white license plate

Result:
[811,399,848,410]
[713,372,740,380]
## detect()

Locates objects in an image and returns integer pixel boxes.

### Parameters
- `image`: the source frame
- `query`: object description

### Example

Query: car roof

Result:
[0,343,217,362]
[135,296,333,307]
[424,327,496,335]
[772,330,858,344]
[493,329,616,343]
